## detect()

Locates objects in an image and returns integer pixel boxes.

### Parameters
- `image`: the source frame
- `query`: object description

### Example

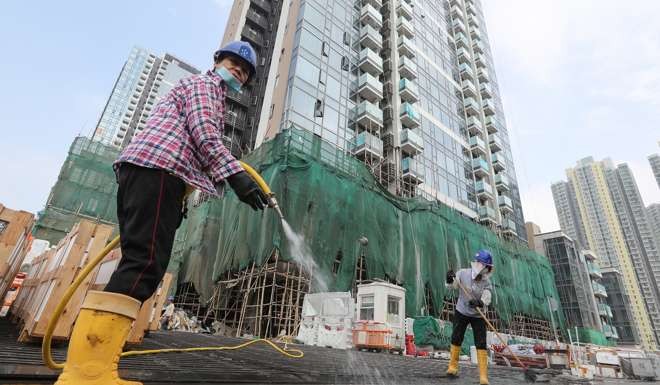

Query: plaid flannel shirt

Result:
[115,70,242,195]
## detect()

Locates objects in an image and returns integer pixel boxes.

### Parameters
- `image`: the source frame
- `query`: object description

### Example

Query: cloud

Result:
[519,183,560,232]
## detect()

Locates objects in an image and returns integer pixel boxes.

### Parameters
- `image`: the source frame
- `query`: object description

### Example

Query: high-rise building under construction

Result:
[221,0,526,240]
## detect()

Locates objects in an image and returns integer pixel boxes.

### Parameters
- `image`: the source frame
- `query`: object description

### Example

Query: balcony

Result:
[397,16,414,39]
[498,195,513,213]
[463,97,479,116]
[359,48,383,76]
[467,116,483,135]
[495,173,509,192]
[462,79,478,98]
[489,134,502,152]
[482,99,495,115]
[503,219,517,235]
[593,282,608,298]
[360,25,382,51]
[356,100,383,131]
[476,180,494,201]
[491,153,506,172]
[588,262,603,279]
[400,128,424,155]
[241,26,264,46]
[598,303,613,318]
[352,131,383,159]
[478,84,491,99]
[246,8,267,29]
[451,5,464,20]
[478,67,490,83]
[402,157,424,184]
[466,1,476,14]
[472,40,484,54]
[484,116,499,134]
[398,56,417,79]
[479,206,497,225]
[455,33,469,49]
[364,0,382,8]
[452,18,466,34]
[459,63,474,80]
[361,4,383,29]
[251,0,271,13]
[475,53,486,68]
[225,89,250,106]
[457,47,471,64]
[472,157,489,178]
[583,250,597,261]
[468,15,479,28]
[469,135,486,156]
[470,27,481,40]
[358,73,383,102]
[400,102,420,128]
[396,0,413,20]
[399,78,418,103]
[603,323,617,339]
[397,36,415,58]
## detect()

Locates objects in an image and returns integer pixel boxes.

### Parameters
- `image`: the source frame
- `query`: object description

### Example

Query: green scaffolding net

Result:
[171,128,566,335]
[571,327,615,347]
[33,136,119,244]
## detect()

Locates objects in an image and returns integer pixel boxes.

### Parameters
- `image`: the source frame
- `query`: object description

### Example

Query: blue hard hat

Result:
[474,249,493,266]
[214,41,257,82]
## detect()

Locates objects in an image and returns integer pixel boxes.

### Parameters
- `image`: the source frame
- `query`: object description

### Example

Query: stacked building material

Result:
[10,219,171,344]
[0,203,35,301]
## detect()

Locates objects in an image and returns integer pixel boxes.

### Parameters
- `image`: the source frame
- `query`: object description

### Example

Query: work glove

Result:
[446,269,455,285]
[468,299,485,309]
[226,171,269,211]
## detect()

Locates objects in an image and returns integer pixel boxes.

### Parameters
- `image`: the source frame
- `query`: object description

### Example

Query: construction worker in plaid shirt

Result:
[56,41,267,385]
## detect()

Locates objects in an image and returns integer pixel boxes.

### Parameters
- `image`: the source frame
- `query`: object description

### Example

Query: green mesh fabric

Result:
[33,137,119,244]
[170,128,566,333]
[571,328,615,347]
[412,316,475,354]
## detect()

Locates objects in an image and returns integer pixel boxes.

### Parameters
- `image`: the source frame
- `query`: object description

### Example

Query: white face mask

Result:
[471,261,486,279]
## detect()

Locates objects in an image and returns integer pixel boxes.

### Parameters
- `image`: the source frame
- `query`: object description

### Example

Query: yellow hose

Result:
[42,162,300,370]
[239,161,272,195]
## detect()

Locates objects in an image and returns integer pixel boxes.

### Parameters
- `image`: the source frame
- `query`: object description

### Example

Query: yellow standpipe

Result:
[42,162,294,370]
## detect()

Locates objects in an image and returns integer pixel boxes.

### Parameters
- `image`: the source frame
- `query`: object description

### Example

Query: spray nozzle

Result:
[268,195,285,220]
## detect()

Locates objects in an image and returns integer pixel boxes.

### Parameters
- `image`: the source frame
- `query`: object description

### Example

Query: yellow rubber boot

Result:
[55,291,142,385]
[446,344,461,376]
[477,349,489,385]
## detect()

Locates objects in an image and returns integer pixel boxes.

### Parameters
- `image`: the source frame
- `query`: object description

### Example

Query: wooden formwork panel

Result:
[11,221,172,345]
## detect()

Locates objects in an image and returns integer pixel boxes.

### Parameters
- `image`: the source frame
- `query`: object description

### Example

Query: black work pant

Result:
[104,163,185,302]
[451,310,487,350]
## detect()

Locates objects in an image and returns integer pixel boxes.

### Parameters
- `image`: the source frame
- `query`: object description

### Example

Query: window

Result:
[321,41,329,57]
[314,99,324,117]
[0,220,8,235]
[388,296,400,324]
[295,56,319,85]
[360,295,374,320]
[343,31,350,45]
[341,56,349,71]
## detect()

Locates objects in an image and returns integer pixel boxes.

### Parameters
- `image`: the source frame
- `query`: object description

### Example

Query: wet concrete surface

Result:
[0,318,652,384]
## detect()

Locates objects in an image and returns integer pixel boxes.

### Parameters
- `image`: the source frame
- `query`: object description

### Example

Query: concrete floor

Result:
[0,318,650,384]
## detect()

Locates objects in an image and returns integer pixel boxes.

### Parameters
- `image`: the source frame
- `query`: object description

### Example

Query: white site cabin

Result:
[355,281,406,352]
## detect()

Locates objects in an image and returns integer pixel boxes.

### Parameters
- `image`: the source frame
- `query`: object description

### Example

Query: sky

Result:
[0,0,659,232]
